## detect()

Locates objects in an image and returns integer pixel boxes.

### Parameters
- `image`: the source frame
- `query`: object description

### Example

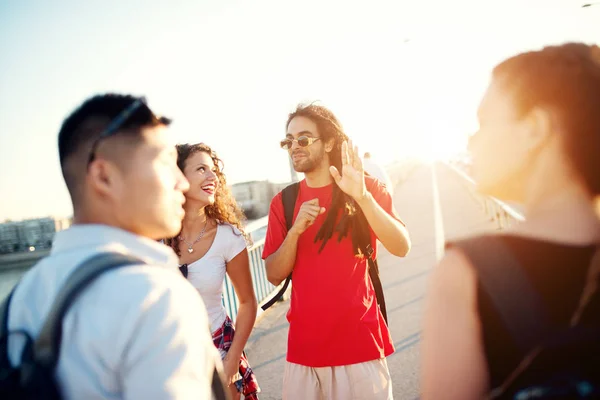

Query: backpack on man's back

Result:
[0,253,230,400]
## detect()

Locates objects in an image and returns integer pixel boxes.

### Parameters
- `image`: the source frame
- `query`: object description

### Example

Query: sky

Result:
[0,0,598,221]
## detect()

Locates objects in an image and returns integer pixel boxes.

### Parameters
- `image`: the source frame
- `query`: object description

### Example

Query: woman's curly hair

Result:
[165,142,249,256]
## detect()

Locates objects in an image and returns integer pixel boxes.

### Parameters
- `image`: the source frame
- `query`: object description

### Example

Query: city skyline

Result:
[1,0,597,221]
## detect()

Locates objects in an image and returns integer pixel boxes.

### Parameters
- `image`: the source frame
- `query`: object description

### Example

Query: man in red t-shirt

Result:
[262,103,411,399]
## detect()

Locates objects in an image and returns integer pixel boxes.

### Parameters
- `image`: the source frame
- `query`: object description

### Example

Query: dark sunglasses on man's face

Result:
[86,97,166,167]
[280,136,321,150]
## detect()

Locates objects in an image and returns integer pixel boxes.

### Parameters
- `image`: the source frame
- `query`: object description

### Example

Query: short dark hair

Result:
[494,43,600,194]
[58,93,170,203]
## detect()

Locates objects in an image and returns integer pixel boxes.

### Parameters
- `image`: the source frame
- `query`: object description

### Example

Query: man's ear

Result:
[324,138,335,153]
[87,159,120,198]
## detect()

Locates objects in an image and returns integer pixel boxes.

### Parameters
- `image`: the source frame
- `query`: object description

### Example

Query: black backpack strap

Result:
[32,252,143,370]
[355,184,388,323]
[1,286,18,338]
[571,247,600,326]
[261,182,300,311]
[448,236,551,353]
[30,252,230,400]
[368,256,388,324]
[282,183,300,232]
[0,285,19,369]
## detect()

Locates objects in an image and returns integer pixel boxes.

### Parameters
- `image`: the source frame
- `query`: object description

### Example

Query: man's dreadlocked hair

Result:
[165,142,249,256]
[287,103,372,258]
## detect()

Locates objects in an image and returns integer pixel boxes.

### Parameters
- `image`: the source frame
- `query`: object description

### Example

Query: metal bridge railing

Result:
[222,224,287,323]
[444,162,525,230]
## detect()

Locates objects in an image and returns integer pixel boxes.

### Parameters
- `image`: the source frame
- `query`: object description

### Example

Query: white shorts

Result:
[282,358,393,400]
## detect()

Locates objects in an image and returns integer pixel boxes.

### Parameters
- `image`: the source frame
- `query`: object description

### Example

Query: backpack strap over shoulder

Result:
[571,247,600,326]
[367,256,388,324]
[0,253,144,399]
[282,183,300,232]
[354,180,388,323]
[448,236,552,354]
[0,286,18,370]
[2,252,230,400]
[260,182,300,312]
[1,287,17,339]
[32,253,142,370]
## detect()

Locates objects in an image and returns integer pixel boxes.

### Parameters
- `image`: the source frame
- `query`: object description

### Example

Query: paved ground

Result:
[244,162,499,399]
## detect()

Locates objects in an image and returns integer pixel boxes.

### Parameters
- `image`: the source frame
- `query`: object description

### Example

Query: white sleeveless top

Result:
[184,224,247,333]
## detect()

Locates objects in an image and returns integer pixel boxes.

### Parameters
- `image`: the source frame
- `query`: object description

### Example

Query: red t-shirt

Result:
[262,176,401,367]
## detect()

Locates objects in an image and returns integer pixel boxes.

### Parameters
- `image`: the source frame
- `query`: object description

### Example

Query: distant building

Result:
[231,181,290,220]
[0,223,20,254]
[0,216,72,254]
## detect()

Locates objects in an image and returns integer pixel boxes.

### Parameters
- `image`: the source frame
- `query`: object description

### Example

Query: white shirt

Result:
[363,158,394,195]
[185,224,246,333]
[8,224,220,400]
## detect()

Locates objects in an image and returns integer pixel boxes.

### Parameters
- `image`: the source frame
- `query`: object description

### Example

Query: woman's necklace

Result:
[179,218,208,254]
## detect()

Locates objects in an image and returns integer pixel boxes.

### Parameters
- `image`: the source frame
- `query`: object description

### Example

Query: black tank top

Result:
[477,235,597,388]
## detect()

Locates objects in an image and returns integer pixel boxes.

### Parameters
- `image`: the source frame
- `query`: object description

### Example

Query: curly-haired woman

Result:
[166,143,260,400]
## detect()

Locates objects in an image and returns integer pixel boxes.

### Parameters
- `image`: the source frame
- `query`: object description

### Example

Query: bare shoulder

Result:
[422,247,490,399]
[429,248,478,302]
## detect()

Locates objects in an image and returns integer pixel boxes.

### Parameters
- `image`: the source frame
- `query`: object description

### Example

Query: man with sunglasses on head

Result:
[262,103,411,399]
[3,94,221,399]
